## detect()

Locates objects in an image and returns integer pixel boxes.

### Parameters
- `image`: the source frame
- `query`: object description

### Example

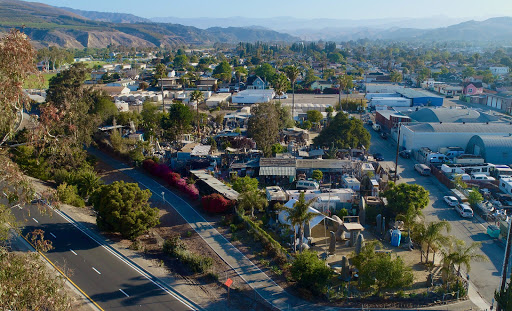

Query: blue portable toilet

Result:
[391,229,401,247]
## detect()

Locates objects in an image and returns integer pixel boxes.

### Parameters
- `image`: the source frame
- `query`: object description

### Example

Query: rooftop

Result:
[396,88,442,99]
[404,123,512,133]
[190,170,239,201]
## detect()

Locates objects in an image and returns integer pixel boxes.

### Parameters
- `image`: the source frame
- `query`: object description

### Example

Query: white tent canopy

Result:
[278,199,326,231]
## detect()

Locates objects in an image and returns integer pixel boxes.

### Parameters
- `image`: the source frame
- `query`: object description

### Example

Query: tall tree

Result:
[189,90,204,138]
[0,29,38,145]
[212,61,232,82]
[336,75,353,110]
[140,101,163,139]
[161,103,194,142]
[284,65,300,119]
[254,63,276,83]
[444,239,487,275]
[247,102,280,157]
[273,73,290,98]
[381,182,430,218]
[287,192,317,252]
[313,112,370,149]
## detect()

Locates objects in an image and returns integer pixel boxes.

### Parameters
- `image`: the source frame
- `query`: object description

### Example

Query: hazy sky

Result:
[36,0,512,19]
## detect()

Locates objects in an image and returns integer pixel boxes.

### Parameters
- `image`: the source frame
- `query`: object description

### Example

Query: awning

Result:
[278,199,325,231]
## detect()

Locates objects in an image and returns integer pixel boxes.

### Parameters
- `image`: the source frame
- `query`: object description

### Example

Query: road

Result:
[367,124,507,306]
[87,147,313,310]
[8,199,195,311]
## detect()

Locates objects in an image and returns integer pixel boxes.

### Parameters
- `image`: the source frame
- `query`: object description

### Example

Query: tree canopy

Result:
[231,175,259,193]
[254,63,276,83]
[381,182,430,217]
[291,250,333,295]
[212,61,232,82]
[91,181,160,239]
[247,102,281,157]
[161,103,194,142]
[313,112,370,149]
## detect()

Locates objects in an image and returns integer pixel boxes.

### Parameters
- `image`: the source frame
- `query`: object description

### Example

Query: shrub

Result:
[291,250,333,295]
[153,163,172,178]
[143,159,158,172]
[165,172,181,187]
[183,184,199,199]
[163,235,213,273]
[202,194,233,213]
[57,183,85,207]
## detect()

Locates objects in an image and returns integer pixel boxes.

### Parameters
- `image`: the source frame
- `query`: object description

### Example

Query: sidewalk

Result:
[88,147,311,310]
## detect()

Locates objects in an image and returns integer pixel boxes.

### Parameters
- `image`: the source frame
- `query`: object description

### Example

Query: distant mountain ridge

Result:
[60,7,151,23]
[0,0,297,48]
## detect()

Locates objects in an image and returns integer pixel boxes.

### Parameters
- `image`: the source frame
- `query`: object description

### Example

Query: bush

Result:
[202,194,233,213]
[57,183,85,207]
[291,250,333,295]
[183,184,199,199]
[163,235,213,273]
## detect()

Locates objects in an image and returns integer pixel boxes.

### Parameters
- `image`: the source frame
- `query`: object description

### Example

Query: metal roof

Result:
[296,159,353,170]
[407,107,499,123]
[260,166,296,176]
[190,170,239,200]
[396,88,442,99]
[466,135,512,165]
[259,158,296,167]
[404,123,512,133]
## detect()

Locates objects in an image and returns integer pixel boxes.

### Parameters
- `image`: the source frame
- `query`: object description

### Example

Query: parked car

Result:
[373,153,384,161]
[455,203,474,218]
[380,132,388,140]
[399,150,411,159]
[443,196,459,207]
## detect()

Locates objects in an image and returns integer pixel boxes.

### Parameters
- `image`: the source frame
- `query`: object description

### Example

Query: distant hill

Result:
[0,0,298,48]
[60,7,151,23]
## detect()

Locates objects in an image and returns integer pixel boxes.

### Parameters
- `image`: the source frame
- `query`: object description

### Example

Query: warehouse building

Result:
[399,123,512,151]
[405,107,500,123]
[466,135,512,165]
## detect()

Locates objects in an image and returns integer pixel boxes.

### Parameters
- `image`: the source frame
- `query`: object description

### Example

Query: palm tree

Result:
[284,65,300,120]
[447,239,487,275]
[189,90,204,139]
[287,192,317,253]
[273,73,290,100]
[423,221,451,264]
[237,190,268,218]
[336,75,353,111]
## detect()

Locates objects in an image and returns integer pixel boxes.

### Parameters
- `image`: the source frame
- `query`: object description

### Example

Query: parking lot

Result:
[366,123,506,306]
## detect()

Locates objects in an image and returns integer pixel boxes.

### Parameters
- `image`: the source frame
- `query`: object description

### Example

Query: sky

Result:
[36,0,512,20]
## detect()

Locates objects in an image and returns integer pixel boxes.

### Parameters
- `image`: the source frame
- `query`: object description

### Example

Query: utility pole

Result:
[160,78,165,113]
[497,218,512,311]
[393,122,401,183]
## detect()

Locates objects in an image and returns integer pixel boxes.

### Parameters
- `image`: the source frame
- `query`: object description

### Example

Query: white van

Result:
[296,180,320,190]
[415,164,431,176]
[372,124,381,132]
[455,203,474,218]
[427,153,449,164]
[471,174,496,181]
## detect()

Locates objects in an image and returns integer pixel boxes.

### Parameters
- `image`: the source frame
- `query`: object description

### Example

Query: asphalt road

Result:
[8,200,195,311]
[367,124,508,305]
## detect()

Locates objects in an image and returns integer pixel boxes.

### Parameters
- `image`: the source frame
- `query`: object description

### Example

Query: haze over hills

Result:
[0,0,297,48]
[60,7,152,24]
[2,0,512,47]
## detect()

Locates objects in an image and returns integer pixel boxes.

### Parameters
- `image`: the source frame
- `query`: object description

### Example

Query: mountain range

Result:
[1,0,512,48]
[0,0,296,48]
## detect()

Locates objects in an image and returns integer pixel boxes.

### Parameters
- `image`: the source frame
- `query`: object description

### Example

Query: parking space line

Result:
[32,217,39,223]
[119,289,129,297]
[92,267,101,275]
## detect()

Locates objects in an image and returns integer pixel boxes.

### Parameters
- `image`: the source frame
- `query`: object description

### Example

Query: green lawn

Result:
[24,73,56,89]
[82,61,108,69]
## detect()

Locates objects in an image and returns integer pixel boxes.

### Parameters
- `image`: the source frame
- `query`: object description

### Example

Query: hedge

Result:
[142,159,199,200]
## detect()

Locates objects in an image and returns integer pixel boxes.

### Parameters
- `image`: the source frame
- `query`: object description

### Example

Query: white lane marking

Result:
[479,224,487,230]
[119,289,129,297]
[50,232,56,238]
[92,267,101,275]
[42,195,198,310]
[70,249,77,256]
[32,217,39,223]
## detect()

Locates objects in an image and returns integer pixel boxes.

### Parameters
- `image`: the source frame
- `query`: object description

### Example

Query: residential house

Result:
[463,82,484,95]
[196,77,218,91]
[158,77,182,90]
[311,80,333,91]
[246,76,269,90]
[92,85,130,96]
[91,70,107,81]
[434,84,463,96]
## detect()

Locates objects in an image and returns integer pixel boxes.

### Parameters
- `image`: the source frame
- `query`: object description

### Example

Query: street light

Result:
[161,191,165,203]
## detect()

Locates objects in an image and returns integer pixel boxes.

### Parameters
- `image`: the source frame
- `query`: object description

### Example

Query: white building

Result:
[490,67,509,75]
[231,89,275,105]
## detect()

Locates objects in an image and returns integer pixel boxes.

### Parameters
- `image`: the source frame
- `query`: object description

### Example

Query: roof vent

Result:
[440,122,442,124]
[463,122,466,124]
